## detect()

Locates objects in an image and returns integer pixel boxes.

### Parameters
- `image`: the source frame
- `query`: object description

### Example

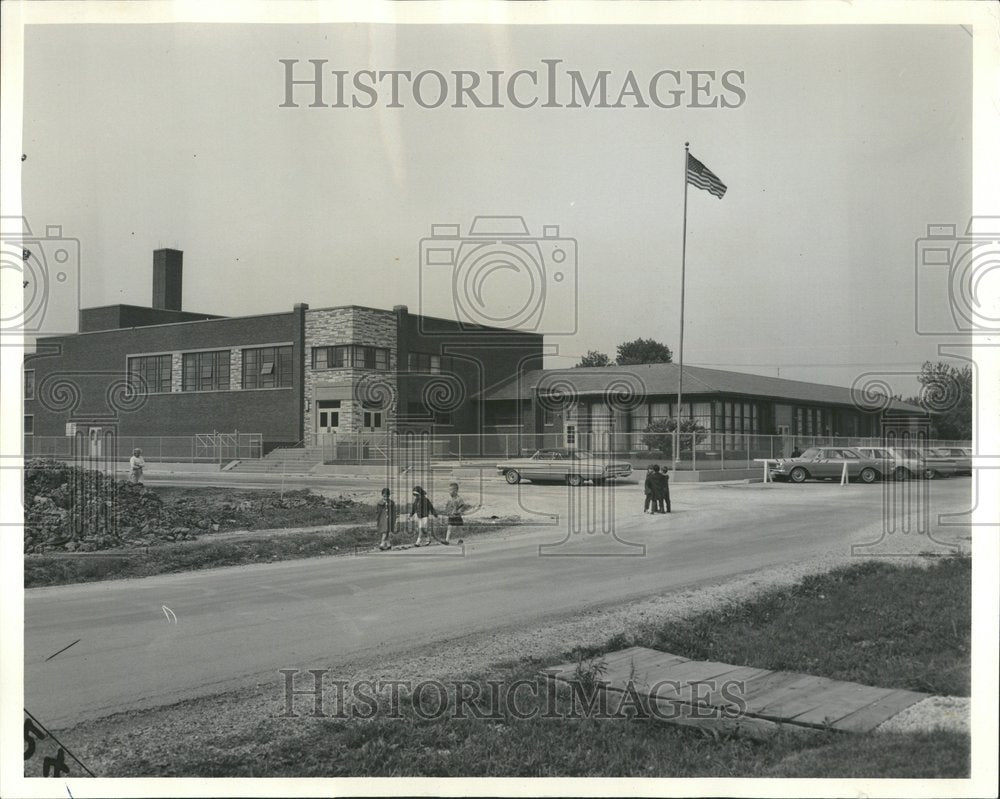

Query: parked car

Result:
[769,447,882,484]
[855,446,957,480]
[917,447,961,478]
[931,447,972,475]
[496,448,633,486]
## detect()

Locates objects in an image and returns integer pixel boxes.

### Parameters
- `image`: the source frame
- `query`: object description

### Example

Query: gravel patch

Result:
[875,696,970,735]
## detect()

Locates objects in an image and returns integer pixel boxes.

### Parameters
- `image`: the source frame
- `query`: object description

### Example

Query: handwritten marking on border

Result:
[161,605,178,624]
[24,709,95,778]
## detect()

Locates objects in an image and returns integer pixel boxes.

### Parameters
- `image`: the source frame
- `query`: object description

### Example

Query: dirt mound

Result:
[23,460,358,553]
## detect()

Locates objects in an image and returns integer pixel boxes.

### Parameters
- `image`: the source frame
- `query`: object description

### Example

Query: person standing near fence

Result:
[376,488,397,551]
[129,448,145,486]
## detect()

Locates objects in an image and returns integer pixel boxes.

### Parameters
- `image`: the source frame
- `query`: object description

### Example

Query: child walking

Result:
[442,481,471,544]
[375,488,397,551]
[409,485,438,547]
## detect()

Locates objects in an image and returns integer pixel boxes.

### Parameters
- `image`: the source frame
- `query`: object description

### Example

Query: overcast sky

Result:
[22,23,971,393]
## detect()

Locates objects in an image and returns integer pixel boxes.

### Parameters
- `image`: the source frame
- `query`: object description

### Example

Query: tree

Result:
[575,350,613,368]
[917,361,972,440]
[616,338,673,365]
[641,418,707,455]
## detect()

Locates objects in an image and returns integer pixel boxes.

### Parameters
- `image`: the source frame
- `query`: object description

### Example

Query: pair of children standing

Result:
[643,464,671,513]
[376,482,470,550]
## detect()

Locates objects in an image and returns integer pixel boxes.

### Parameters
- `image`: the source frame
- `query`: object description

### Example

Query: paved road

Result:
[24,478,971,728]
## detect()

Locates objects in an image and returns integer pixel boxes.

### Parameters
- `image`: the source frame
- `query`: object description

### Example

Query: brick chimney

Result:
[152,249,183,311]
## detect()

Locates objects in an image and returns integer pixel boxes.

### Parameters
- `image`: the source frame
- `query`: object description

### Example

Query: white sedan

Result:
[496,448,633,486]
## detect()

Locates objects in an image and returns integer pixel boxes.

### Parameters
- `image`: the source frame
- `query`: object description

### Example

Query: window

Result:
[182,350,230,392]
[25,415,34,435]
[24,370,35,400]
[408,352,441,373]
[363,410,383,428]
[312,345,389,371]
[629,404,648,432]
[649,402,671,422]
[128,355,172,394]
[243,346,293,389]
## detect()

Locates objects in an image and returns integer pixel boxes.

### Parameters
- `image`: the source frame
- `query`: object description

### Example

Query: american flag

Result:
[686,153,727,199]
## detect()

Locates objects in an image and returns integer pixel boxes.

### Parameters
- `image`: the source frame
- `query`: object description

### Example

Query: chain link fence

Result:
[305,431,971,471]
[24,433,263,464]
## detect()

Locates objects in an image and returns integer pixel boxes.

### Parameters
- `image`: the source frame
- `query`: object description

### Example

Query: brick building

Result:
[24,249,543,452]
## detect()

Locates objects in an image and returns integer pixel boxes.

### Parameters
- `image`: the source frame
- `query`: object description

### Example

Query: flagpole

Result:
[674,142,690,473]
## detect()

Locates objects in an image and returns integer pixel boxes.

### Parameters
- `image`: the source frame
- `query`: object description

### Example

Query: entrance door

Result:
[777,424,791,457]
[316,400,341,445]
[362,407,384,432]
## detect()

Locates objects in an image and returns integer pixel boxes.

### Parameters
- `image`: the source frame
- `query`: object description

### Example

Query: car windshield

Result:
[896,448,921,458]
[799,448,821,459]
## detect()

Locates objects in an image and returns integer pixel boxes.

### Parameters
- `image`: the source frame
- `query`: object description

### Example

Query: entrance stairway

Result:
[226,445,326,473]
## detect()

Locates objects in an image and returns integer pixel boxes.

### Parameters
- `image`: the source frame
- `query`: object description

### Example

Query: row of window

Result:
[25,346,445,400]
[127,346,294,394]
[312,345,390,371]
[310,346,442,374]
[795,406,832,437]
[579,400,762,435]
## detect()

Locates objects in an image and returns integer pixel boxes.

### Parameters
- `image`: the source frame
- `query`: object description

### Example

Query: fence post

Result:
[691,434,696,471]
[746,436,750,468]
[505,435,509,459]
[721,435,725,471]
[459,435,462,462]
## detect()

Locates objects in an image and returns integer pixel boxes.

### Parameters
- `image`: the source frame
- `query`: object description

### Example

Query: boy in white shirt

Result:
[129,448,145,486]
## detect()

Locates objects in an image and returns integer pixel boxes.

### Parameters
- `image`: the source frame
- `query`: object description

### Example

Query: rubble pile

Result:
[171,488,357,530]
[24,460,357,554]
[25,460,201,553]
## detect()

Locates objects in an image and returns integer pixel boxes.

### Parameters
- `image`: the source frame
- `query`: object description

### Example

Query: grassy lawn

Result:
[72,557,970,778]
[98,710,968,779]
[24,520,509,587]
[599,555,972,697]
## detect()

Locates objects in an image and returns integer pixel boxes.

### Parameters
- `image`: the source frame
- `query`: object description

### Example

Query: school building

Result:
[23,248,926,458]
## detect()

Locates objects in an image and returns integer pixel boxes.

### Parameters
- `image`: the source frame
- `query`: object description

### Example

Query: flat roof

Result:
[477,363,927,415]
[57,302,542,338]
